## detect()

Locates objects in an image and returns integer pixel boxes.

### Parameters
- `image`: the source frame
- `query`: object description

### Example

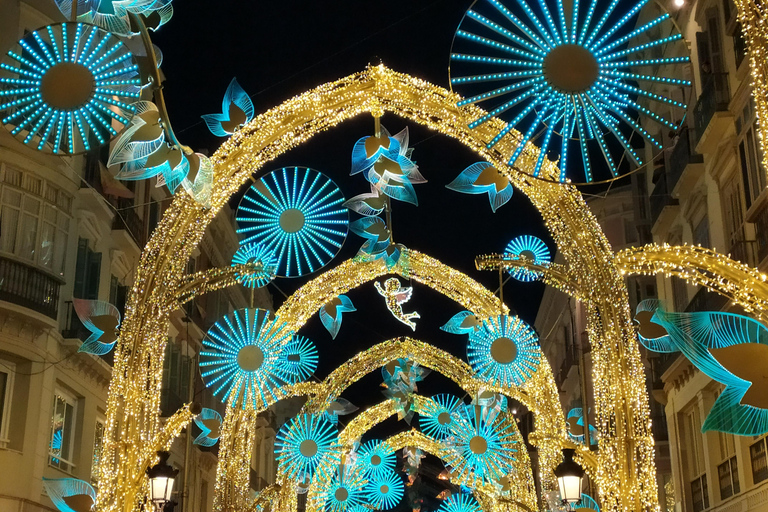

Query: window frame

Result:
[91,415,105,487]
[750,436,768,484]
[49,388,78,472]
[0,359,15,446]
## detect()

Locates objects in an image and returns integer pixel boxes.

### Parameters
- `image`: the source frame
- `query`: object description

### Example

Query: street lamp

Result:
[554,448,584,506]
[147,451,178,511]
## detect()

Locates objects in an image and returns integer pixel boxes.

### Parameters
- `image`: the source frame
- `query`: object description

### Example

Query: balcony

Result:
[0,256,61,320]
[557,344,579,390]
[694,73,732,154]
[728,238,757,266]
[668,127,705,196]
[112,199,145,249]
[650,173,679,232]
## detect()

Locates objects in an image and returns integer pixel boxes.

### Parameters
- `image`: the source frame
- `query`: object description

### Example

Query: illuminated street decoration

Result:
[231,242,278,288]
[419,394,463,440]
[344,186,388,217]
[402,446,425,477]
[320,463,366,512]
[319,295,357,339]
[281,335,319,383]
[72,298,121,355]
[323,398,359,425]
[42,477,96,512]
[437,491,482,512]
[468,315,542,387]
[446,162,514,212]
[474,390,508,412]
[441,311,483,334]
[382,358,429,422]
[363,470,404,510]
[276,413,340,479]
[441,405,518,484]
[375,278,420,330]
[199,308,299,410]
[202,77,254,137]
[0,23,141,155]
[566,408,597,444]
[576,493,600,512]
[357,439,396,477]
[350,217,391,257]
[635,299,768,435]
[193,408,223,447]
[236,167,349,277]
[545,491,600,512]
[53,0,174,36]
[450,0,690,182]
[504,235,551,282]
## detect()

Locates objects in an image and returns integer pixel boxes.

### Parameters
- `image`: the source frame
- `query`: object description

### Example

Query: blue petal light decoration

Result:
[275,413,340,480]
[446,162,513,212]
[193,408,223,447]
[201,78,254,137]
[0,23,141,155]
[72,298,121,355]
[504,235,551,282]
[321,464,366,512]
[199,308,295,410]
[231,242,278,288]
[281,335,319,382]
[441,311,483,335]
[566,408,597,444]
[441,405,518,484]
[54,0,173,36]
[323,398,359,425]
[319,295,356,339]
[357,439,396,477]
[450,0,690,182]
[363,470,404,510]
[42,477,96,512]
[236,167,349,277]
[419,394,463,440]
[343,186,388,217]
[467,315,542,387]
[437,492,483,512]
[350,217,391,256]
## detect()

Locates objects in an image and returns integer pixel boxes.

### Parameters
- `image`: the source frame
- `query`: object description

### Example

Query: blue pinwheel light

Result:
[450,0,690,182]
[446,162,514,212]
[441,405,518,485]
[319,295,356,339]
[72,298,121,355]
[200,308,296,410]
[276,413,340,479]
[42,477,96,512]
[236,167,349,278]
[357,439,396,478]
[363,470,404,510]
[504,235,551,282]
[202,77,254,137]
[231,242,278,288]
[468,315,542,387]
[419,394,463,440]
[281,335,319,382]
[193,408,223,447]
[321,464,366,512]
[438,492,483,512]
[0,23,141,155]
[53,0,173,36]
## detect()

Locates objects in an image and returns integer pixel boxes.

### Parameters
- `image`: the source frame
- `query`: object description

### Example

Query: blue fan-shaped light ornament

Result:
[441,311,483,335]
[468,315,542,387]
[357,439,396,478]
[281,335,319,382]
[504,235,551,282]
[419,394,463,440]
[236,167,349,277]
[72,298,120,355]
[350,217,391,257]
[363,470,404,510]
[450,0,690,182]
[446,162,514,212]
[193,408,223,447]
[0,23,141,155]
[42,477,96,512]
[566,408,598,444]
[199,308,295,410]
[575,493,600,512]
[323,398,359,425]
[438,492,483,512]
[54,0,173,36]
[321,464,367,512]
[202,77,254,137]
[319,295,356,339]
[275,413,340,479]
[231,242,278,288]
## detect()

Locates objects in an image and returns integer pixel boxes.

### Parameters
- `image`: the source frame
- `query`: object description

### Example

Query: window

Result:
[161,341,190,417]
[718,457,739,499]
[50,390,77,472]
[694,216,711,248]
[74,238,101,299]
[722,177,747,258]
[91,418,105,487]
[736,101,766,210]
[683,407,709,511]
[672,277,689,313]
[750,436,768,484]
[0,361,14,445]
[109,275,128,316]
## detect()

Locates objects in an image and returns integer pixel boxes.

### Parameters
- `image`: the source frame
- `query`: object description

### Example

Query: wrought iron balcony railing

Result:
[0,256,61,319]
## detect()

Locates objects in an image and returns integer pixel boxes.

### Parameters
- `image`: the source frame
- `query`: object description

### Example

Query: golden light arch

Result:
[96,65,657,512]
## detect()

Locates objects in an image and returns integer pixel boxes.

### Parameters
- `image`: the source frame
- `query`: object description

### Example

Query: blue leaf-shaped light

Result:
[201,78,254,137]
[323,398,358,424]
[72,298,121,355]
[343,187,388,217]
[42,477,96,512]
[566,408,598,444]
[446,163,513,212]
[193,408,223,447]
[54,0,174,36]
[350,126,401,175]
[440,311,483,335]
[319,295,356,339]
[350,217,391,255]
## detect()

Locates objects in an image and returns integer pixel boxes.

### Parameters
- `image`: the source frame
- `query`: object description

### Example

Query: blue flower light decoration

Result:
[199,308,295,410]
[0,23,141,155]
[357,439,396,478]
[468,315,542,387]
[441,311,483,335]
[321,464,366,512]
[438,492,483,512]
[201,77,254,137]
[350,217,391,256]
[193,408,223,447]
[446,162,514,212]
[419,394,463,440]
[236,167,349,278]
[231,242,278,288]
[54,0,173,36]
[281,335,319,383]
[275,413,340,480]
[319,295,356,339]
[504,235,551,282]
[450,0,690,182]
[344,186,388,217]
[42,477,96,512]
[72,298,120,355]
[363,470,404,510]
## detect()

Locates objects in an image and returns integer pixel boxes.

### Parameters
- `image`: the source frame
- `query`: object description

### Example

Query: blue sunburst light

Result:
[199,308,295,410]
[363,470,404,510]
[438,491,483,512]
[0,23,141,155]
[236,167,349,278]
[467,315,542,387]
[231,242,278,288]
[450,0,690,182]
[321,464,366,512]
[281,335,319,383]
[275,413,340,480]
[357,439,396,478]
[504,235,551,282]
[419,394,463,440]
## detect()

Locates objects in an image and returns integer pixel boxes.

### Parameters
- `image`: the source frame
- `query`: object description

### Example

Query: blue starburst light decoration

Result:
[42,478,96,512]
[193,408,223,447]
[236,167,349,277]
[357,439,396,477]
[468,315,542,387]
[441,405,518,485]
[0,23,141,155]
[504,235,551,282]
[450,0,690,182]
[419,394,463,440]
[321,464,367,512]
[231,242,278,288]
[281,335,319,382]
[363,470,404,510]
[276,413,340,480]
[438,492,483,512]
[199,308,296,410]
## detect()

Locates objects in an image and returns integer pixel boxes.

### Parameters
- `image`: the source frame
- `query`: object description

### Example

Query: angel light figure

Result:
[375,278,420,330]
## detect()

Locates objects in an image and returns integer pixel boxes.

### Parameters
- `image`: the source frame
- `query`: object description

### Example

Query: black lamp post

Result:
[554,448,585,506]
[146,451,178,511]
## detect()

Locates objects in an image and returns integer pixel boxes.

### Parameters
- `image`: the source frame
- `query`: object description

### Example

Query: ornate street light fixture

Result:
[554,448,584,506]
[147,451,178,511]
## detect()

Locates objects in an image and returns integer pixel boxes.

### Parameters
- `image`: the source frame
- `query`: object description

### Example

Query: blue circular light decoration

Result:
[357,439,396,478]
[0,23,141,155]
[450,0,690,183]
[419,394,462,440]
[276,413,340,480]
[504,235,551,282]
[363,470,404,510]
[321,465,366,512]
[200,308,297,410]
[438,492,483,512]
[468,315,542,387]
[231,242,278,288]
[236,167,349,278]
[281,335,319,383]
